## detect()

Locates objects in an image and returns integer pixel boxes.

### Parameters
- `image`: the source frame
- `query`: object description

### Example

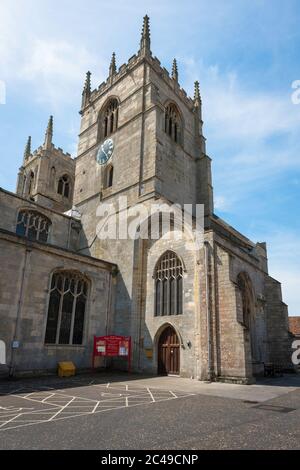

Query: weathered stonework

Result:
[0,16,291,381]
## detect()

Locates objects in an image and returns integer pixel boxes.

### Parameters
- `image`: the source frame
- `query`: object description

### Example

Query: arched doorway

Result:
[158,325,180,375]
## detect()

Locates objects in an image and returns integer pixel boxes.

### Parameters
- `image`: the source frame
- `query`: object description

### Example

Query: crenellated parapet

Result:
[80,15,196,115]
[29,144,72,161]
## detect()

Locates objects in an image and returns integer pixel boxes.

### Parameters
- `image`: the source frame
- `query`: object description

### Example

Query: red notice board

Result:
[93,335,131,372]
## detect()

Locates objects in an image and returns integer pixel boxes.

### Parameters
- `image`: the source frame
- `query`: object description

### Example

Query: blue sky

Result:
[0,0,299,314]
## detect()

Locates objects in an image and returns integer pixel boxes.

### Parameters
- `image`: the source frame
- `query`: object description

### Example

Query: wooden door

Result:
[158,326,180,375]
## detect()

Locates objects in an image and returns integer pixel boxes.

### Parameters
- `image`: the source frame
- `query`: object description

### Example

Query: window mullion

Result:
[167,277,170,316]
[160,278,163,316]
[55,278,65,344]
[175,275,178,315]
[37,217,41,240]
[69,280,78,344]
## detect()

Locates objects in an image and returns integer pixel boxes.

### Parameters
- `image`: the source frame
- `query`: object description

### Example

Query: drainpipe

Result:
[204,240,212,381]
[9,247,31,377]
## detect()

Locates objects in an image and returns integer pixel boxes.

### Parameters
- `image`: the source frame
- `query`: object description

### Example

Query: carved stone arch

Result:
[155,322,183,375]
[153,249,186,277]
[48,267,91,287]
[154,321,184,348]
[15,205,51,226]
[163,99,184,117]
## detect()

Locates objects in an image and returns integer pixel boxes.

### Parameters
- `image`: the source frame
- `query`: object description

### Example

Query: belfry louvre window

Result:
[101,98,119,139]
[57,174,70,198]
[154,251,183,316]
[16,210,51,243]
[45,272,88,345]
[164,103,181,144]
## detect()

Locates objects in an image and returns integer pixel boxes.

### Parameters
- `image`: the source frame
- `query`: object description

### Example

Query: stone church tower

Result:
[74,16,214,374]
[16,116,75,212]
[75,16,212,217]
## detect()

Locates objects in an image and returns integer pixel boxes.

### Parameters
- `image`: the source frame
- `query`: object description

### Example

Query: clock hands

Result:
[101,145,108,160]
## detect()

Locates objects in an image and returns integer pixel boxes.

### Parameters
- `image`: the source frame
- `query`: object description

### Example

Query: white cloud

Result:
[214,195,230,212]
[204,72,299,142]
[0,2,106,108]
[181,57,300,313]
[182,60,300,143]
[180,57,300,212]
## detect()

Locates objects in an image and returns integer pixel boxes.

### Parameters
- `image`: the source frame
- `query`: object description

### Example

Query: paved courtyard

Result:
[0,372,300,449]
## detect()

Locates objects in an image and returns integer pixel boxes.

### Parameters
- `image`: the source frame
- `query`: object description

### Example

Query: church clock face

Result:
[96,138,114,165]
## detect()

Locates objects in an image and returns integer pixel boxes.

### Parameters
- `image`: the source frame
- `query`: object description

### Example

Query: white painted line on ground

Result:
[0,412,22,428]
[147,387,155,402]
[0,381,196,433]
[49,397,76,421]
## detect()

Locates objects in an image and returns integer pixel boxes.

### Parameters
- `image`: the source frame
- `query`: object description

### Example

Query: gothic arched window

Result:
[58,174,70,198]
[99,98,119,141]
[16,209,51,243]
[45,271,88,345]
[106,165,114,188]
[164,103,181,144]
[154,251,183,316]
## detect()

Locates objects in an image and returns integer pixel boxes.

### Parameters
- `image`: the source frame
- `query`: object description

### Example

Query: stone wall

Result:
[265,275,291,365]
[0,189,81,251]
[0,230,115,375]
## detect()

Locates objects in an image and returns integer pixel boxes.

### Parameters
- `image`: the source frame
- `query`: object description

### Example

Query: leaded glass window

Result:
[16,210,51,243]
[45,272,88,345]
[100,98,119,140]
[164,103,181,144]
[57,174,70,198]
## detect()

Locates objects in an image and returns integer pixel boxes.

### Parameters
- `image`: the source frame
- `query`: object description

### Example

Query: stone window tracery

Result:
[154,251,183,316]
[164,103,181,144]
[58,174,70,198]
[16,210,51,243]
[100,98,119,140]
